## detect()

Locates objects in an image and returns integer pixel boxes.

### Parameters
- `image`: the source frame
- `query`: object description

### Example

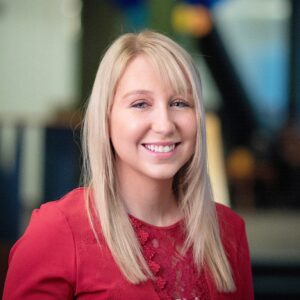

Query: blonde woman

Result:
[3,31,254,300]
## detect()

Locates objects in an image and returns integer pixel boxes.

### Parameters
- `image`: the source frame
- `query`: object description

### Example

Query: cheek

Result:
[110,112,147,146]
[185,116,198,157]
[109,112,122,151]
[182,113,198,140]
[192,121,198,143]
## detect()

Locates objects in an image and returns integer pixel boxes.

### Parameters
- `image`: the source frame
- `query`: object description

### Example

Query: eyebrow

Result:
[121,90,154,99]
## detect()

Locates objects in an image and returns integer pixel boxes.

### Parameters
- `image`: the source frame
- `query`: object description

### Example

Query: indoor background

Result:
[1,0,300,298]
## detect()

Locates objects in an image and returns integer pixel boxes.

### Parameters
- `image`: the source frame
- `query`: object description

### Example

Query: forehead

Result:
[115,56,159,93]
[119,55,153,82]
[115,54,191,97]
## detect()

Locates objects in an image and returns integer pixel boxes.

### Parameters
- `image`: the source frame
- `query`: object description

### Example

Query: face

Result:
[109,55,197,183]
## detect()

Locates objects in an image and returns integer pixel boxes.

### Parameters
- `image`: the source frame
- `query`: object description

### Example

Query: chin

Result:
[145,169,180,181]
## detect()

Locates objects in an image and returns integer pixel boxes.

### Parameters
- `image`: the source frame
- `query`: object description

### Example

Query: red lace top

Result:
[3,188,254,300]
[129,215,210,300]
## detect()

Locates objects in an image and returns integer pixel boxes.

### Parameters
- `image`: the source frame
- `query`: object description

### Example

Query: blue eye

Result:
[171,100,190,108]
[132,101,149,109]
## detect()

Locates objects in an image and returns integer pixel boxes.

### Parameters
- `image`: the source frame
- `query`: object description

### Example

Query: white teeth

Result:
[144,144,175,153]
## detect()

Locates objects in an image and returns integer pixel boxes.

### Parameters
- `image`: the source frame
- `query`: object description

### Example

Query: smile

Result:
[143,144,177,153]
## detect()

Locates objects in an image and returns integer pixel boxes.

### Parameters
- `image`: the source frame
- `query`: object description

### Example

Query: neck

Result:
[116,167,182,227]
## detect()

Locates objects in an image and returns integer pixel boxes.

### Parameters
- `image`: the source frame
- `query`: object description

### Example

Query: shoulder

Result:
[3,189,87,298]
[215,202,245,232]
[214,202,247,253]
[11,187,87,253]
[40,187,86,219]
[4,188,94,297]
[214,203,254,299]
[25,187,88,233]
[9,188,89,264]
[21,187,92,252]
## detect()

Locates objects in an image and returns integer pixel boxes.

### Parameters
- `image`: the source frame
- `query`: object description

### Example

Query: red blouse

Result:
[3,188,254,300]
[129,215,209,300]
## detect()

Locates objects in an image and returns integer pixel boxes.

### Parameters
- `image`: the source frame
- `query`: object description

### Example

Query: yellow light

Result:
[172,4,212,37]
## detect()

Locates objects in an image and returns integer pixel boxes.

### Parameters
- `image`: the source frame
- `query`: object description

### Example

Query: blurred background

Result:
[1,0,300,298]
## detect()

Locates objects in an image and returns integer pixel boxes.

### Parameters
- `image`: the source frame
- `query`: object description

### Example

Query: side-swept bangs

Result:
[83,30,235,292]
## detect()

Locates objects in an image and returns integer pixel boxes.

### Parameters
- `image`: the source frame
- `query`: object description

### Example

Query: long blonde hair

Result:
[82,30,235,292]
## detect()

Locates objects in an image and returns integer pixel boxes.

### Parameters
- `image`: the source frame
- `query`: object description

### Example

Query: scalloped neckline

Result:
[128,214,184,230]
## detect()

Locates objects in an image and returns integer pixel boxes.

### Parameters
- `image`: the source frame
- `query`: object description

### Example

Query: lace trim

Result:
[130,215,210,300]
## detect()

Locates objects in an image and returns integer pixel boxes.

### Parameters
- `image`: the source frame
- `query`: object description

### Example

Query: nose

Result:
[152,107,175,136]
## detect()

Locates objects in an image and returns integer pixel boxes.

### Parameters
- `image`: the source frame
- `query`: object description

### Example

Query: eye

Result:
[171,99,191,108]
[131,101,149,109]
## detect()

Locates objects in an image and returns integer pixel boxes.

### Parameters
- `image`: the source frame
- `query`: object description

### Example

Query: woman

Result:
[3,30,254,299]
